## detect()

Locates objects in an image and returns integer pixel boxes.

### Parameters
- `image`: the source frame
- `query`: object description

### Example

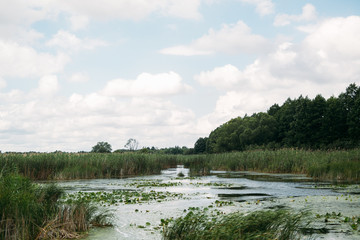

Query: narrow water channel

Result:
[56,166,359,240]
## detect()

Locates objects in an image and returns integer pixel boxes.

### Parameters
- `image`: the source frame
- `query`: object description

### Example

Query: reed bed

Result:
[1,149,358,182]
[0,153,178,180]
[163,208,305,240]
[180,149,360,182]
[0,170,112,240]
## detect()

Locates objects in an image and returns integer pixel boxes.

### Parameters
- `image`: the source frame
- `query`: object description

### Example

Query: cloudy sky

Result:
[0,0,359,152]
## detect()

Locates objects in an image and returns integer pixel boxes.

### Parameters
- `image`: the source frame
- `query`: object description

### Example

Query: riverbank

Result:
[1,148,359,182]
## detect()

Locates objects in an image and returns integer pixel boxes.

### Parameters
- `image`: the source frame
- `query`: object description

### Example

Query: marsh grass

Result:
[1,149,358,182]
[181,149,360,182]
[162,208,305,240]
[0,152,178,180]
[0,171,112,240]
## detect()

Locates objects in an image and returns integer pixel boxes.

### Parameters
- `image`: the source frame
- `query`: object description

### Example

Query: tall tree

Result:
[124,138,139,151]
[91,142,112,153]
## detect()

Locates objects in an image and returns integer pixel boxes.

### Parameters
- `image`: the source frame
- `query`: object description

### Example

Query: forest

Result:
[194,83,360,153]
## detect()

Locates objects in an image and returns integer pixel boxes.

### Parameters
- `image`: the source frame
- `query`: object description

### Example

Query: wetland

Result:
[56,165,360,240]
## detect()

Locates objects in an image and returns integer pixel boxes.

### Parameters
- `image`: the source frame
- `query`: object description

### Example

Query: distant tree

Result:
[91,141,112,153]
[124,138,139,151]
[194,137,207,154]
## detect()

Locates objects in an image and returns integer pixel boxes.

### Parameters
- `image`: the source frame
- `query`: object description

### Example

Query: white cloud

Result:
[69,72,90,83]
[161,20,270,56]
[46,30,107,51]
[69,15,90,31]
[57,0,202,21]
[0,40,69,78]
[0,78,6,90]
[102,71,192,97]
[240,0,274,16]
[35,75,59,96]
[274,4,317,26]
[196,16,360,133]
[0,86,197,151]
[195,64,243,89]
[161,0,202,20]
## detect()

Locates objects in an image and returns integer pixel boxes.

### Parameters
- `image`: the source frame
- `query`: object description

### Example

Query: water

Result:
[56,166,352,240]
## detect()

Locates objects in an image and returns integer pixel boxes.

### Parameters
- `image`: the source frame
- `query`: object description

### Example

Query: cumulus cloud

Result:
[69,15,90,31]
[35,75,59,96]
[196,16,360,132]
[274,4,317,26]
[0,40,69,78]
[46,30,107,51]
[239,0,274,16]
[68,72,90,83]
[102,71,192,97]
[195,64,243,89]
[0,78,6,90]
[0,87,197,151]
[161,21,270,56]
[57,0,202,21]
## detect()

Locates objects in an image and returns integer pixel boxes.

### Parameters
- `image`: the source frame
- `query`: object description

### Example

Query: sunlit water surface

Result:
[56,166,344,240]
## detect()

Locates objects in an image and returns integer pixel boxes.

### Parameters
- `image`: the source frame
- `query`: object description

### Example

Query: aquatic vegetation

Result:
[180,148,360,182]
[63,189,185,206]
[0,172,111,240]
[162,207,305,240]
[0,152,179,180]
[125,179,183,188]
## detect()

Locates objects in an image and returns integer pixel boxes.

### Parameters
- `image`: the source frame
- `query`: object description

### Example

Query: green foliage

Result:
[91,141,112,153]
[194,137,207,154]
[0,152,178,180]
[202,83,360,153]
[0,171,112,239]
[181,148,360,182]
[163,208,304,240]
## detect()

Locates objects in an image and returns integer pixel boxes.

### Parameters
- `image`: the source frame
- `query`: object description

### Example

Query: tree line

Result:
[194,83,360,153]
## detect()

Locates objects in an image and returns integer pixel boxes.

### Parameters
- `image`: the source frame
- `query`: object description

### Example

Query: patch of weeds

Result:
[63,189,185,206]
[125,179,183,188]
[162,207,305,240]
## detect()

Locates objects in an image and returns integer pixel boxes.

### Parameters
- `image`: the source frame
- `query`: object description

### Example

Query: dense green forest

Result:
[195,83,360,153]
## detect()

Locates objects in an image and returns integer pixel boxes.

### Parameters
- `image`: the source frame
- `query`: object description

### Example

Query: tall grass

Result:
[180,148,360,182]
[163,209,305,240]
[1,149,359,182]
[0,152,178,180]
[0,170,111,239]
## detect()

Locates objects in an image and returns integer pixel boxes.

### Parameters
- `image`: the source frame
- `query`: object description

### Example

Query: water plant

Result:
[162,207,305,240]
[0,152,179,180]
[63,189,185,206]
[0,171,112,240]
[180,148,360,182]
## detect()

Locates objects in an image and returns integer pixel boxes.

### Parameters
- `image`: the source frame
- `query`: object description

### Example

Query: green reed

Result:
[162,207,305,240]
[0,171,111,240]
[180,149,360,182]
[0,152,178,180]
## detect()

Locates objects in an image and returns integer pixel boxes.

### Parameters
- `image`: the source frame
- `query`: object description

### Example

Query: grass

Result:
[0,152,178,180]
[1,148,359,182]
[180,148,360,182]
[0,169,112,240]
[162,207,305,240]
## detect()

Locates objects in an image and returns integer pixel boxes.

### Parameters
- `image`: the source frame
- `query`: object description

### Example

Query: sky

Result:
[0,0,360,152]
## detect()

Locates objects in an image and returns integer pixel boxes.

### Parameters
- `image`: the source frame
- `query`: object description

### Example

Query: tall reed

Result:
[163,209,305,240]
[0,171,111,240]
[0,152,178,180]
[180,148,360,182]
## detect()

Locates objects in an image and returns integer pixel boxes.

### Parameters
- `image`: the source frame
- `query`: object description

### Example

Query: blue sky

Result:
[0,0,359,152]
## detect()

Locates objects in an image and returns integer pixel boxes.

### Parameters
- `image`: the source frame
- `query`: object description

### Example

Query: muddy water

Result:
[57,166,360,240]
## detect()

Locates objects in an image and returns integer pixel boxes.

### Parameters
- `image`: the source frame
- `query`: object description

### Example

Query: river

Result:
[56,166,360,240]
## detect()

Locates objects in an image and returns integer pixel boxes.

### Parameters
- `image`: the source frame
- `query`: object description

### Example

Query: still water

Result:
[57,166,343,240]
